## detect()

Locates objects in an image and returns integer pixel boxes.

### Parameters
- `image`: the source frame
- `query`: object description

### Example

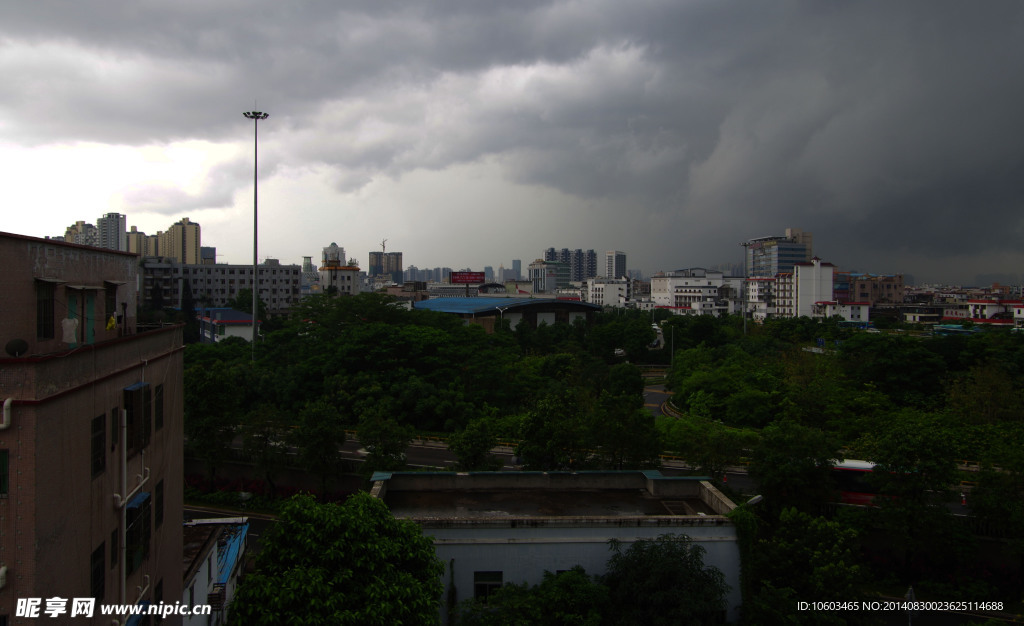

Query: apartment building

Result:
[0,232,184,623]
[141,258,302,316]
[650,268,743,317]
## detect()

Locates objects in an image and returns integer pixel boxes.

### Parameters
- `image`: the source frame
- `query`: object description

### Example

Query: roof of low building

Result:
[414,297,602,315]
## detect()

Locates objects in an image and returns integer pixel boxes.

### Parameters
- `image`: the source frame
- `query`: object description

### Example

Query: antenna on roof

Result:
[381,239,387,254]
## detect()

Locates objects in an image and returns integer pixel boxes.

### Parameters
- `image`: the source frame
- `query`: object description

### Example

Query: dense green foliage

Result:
[457,536,728,626]
[229,493,444,625]
[458,566,609,626]
[602,535,729,626]
[185,300,1024,614]
[184,294,662,485]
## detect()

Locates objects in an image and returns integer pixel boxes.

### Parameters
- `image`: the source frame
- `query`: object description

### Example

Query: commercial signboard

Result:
[450,271,485,284]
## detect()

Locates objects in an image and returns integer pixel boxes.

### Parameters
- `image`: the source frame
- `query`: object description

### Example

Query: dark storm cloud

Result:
[2,1,1024,281]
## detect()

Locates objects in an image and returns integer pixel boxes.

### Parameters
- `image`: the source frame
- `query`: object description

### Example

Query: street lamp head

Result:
[243,111,269,120]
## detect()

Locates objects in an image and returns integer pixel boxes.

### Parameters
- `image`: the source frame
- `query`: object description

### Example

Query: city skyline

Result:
[2,2,1024,284]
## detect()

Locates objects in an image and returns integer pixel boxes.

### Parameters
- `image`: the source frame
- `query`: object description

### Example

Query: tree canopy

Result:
[229,493,443,625]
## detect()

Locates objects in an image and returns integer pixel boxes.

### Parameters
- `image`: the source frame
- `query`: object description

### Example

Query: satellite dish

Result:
[5,338,29,357]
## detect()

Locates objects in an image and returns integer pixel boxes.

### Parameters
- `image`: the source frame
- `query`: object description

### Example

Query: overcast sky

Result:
[2,1,1023,285]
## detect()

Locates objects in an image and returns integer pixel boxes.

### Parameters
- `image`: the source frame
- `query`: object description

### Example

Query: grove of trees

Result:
[184,294,1024,618]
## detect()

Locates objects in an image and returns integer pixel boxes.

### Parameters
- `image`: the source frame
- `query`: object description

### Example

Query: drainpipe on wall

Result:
[1,397,12,429]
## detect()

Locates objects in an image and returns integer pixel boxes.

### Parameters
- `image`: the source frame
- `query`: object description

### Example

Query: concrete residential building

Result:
[774,258,835,318]
[141,258,302,316]
[544,248,598,282]
[372,470,741,624]
[127,226,157,257]
[650,268,743,317]
[604,250,627,279]
[745,277,776,321]
[319,243,361,296]
[159,217,201,265]
[844,273,905,306]
[369,251,404,284]
[97,212,128,252]
[64,220,99,247]
[182,518,248,626]
[812,301,871,323]
[0,231,184,622]
[586,277,630,307]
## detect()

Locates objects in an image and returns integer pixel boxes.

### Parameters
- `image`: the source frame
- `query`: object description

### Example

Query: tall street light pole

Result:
[243,110,268,360]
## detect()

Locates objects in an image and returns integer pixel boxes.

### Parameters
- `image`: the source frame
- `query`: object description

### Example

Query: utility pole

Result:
[243,109,268,360]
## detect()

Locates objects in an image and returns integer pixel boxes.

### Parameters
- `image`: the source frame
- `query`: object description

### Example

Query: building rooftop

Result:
[371,470,736,527]
[414,297,602,315]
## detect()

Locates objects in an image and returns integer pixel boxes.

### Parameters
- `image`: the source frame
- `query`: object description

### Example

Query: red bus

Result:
[832,459,880,505]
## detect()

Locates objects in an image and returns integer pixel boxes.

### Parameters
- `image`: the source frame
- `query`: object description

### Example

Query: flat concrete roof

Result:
[413,297,602,315]
[371,470,736,523]
[385,488,717,519]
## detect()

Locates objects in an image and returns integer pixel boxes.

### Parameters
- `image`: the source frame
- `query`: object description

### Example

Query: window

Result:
[155,480,164,527]
[154,384,164,431]
[91,415,105,477]
[105,284,118,323]
[36,281,55,339]
[126,493,151,575]
[124,383,152,454]
[0,450,8,496]
[91,543,105,599]
[111,408,119,451]
[473,571,503,602]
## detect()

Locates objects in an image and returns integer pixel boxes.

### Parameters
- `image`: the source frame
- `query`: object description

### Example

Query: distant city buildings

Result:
[97,212,128,251]
[319,242,361,296]
[528,259,571,293]
[64,214,201,263]
[651,268,744,316]
[63,219,99,247]
[746,228,812,277]
[159,217,202,265]
[369,250,403,284]
[604,250,627,279]
[586,277,631,307]
[544,248,598,282]
[141,257,302,316]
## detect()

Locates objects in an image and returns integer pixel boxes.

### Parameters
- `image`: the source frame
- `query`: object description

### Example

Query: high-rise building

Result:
[542,248,597,281]
[97,212,127,251]
[369,250,402,282]
[746,229,812,278]
[377,252,403,284]
[159,217,201,265]
[64,220,99,247]
[605,250,627,279]
[126,225,153,256]
[0,231,184,617]
[368,251,383,277]
[512,259,522,281]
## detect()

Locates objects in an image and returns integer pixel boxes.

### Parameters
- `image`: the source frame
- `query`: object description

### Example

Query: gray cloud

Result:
[2,1,1023,283]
